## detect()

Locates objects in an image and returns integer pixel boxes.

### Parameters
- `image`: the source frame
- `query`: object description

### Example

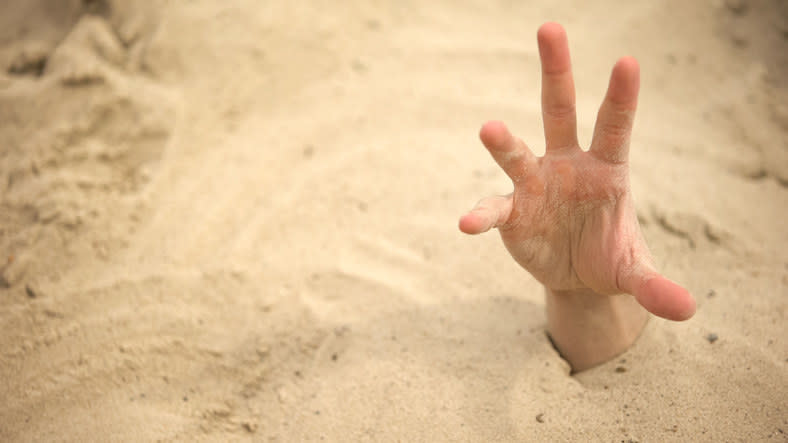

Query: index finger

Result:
[589,56,640,163]
[537,23,579,151]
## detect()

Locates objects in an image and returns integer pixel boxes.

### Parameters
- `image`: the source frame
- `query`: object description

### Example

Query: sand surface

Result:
[1,0,786,441]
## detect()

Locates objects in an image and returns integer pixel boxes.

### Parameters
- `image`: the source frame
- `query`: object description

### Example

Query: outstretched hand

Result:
[459,23,695,322]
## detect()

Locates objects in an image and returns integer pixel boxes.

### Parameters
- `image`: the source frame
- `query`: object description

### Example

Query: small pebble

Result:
[535,413,545,423]
[615,366,627,373]
[706,333,719,344]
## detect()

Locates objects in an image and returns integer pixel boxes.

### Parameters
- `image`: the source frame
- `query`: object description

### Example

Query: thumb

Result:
[621,264,696,321]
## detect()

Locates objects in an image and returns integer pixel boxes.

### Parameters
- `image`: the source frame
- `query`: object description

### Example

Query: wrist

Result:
[545,286,648,372]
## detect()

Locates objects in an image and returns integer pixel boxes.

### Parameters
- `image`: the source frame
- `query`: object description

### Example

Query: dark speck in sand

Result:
[706,333,719,344]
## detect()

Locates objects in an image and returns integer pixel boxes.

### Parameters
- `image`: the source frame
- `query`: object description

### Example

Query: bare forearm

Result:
[545,287,648,372]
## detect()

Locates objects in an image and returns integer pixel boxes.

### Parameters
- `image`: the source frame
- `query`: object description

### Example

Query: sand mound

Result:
[1,1,174,288]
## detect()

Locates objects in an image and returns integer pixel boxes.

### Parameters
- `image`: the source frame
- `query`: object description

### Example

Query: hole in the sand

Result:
[544,330,575,374]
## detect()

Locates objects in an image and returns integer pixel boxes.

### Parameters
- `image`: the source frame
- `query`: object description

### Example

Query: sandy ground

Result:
[1,0,786,441]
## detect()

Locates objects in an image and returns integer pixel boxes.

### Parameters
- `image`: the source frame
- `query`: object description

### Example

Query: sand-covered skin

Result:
[1,1,786,441]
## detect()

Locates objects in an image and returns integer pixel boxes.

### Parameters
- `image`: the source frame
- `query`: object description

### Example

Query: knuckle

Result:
[543,102,576,120]
[602,120,630,140]
[598,108,633,143]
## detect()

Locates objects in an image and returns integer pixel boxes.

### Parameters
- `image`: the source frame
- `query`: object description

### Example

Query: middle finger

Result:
[537,23,579,151]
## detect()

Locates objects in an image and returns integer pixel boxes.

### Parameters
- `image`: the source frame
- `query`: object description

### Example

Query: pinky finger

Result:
[458,195,513,235]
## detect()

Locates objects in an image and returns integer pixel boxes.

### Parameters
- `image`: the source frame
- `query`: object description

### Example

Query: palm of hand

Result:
[459,24,695,321]
[500,147,647,295]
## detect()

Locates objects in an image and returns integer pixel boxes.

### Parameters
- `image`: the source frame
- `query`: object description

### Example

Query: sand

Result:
[1,0,786,441]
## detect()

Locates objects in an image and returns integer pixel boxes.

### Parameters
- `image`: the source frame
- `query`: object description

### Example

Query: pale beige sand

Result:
[1,1,786,441]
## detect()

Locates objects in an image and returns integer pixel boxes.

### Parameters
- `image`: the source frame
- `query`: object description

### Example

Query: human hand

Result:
[459,23,695,322]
